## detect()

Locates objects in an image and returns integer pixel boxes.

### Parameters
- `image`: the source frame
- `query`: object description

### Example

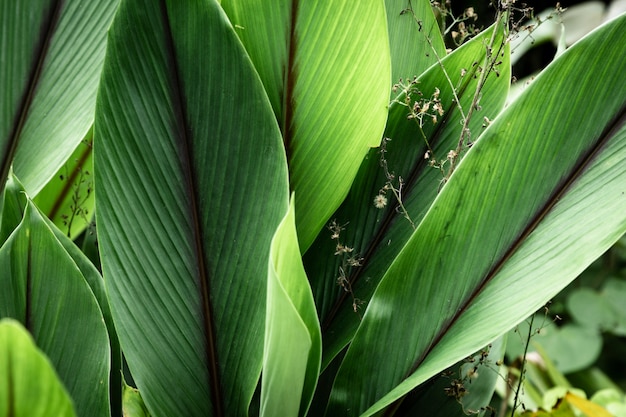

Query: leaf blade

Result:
[95,1,290,415]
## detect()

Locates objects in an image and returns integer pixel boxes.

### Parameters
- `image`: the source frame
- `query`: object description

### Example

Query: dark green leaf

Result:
[95,1,290,416]
[0,202,110,417]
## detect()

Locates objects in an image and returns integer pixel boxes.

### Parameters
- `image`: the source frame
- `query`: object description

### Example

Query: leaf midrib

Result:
[281,0,299,170]
[159,2,223,415]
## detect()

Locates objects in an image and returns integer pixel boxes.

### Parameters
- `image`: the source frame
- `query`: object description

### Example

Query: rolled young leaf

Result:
[0,201,110,417]
[0,0,118,195]
[0,319,76,417]
[221,0,391,251]
[261,195,321,417]
[328,13,626,415]
[95,0,290,416]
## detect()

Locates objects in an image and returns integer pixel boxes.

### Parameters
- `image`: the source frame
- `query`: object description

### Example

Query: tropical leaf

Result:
[0,0,118,195]
[0,201,110,417]
[94,0,289,416]
[303,21,511,368]
[0,319,76,417]
[327,13,626,415]
[220,0,391,251]
[261,196,321,417]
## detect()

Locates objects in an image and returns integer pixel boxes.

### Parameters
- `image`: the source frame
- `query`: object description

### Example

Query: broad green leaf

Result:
[303,21,510,368]
[328,14,626,415]
[0,201,110,417]
[261,196,321,417]
[33,131,95,239]
[0,0,118,195]
[221,0,391,251]
[95,1,289,416]
[0,319,76,417]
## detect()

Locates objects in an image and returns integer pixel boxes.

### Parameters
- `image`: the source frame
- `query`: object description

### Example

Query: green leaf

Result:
[328,13,626,415]
[33,131,95,239]
[535,324,603,374]
[94,1,290,416]
[221,0,391,251]
[567,288,616,331]
[0,201,110,417]
[600,278,626,335]
[304,21,511,369]
[0,319,76,417]
[123,383,151,417]
[261,196,321,417]
[0,0,118,195]
[385,0,446,87]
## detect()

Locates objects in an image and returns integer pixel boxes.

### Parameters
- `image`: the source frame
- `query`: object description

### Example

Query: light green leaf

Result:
[221,0,391,251]
[0,319,76,417]
[0,0,118,195]
[95,1,290,416]
[33,131,95,239]
[123,383,151,417]
[261,196,321,417]
[328,13,626,415]
[0,201,110,417]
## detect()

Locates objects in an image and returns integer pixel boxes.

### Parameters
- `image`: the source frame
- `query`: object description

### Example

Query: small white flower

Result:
[373,194,388,209]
